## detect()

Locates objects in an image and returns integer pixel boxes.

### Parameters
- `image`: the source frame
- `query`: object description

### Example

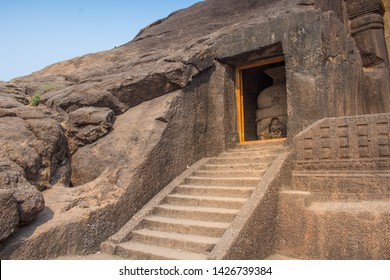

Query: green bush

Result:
[28,83,61,107]
[42,83,60,93]
[30,93,41,107]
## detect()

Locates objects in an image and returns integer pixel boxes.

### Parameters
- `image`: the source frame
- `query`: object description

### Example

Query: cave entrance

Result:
[236,56,287,143]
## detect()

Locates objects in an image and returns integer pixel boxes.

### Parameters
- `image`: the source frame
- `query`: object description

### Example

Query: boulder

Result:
[0,114,69,191]
[67,107,116,152]
[0,117,41,184]
[0,160,45,226]
[70,93,177,186]
[0,93,25,108]
[0,190,19,241]
[0,83,29,108]
[13,187,45,226]
[0,85,70,239]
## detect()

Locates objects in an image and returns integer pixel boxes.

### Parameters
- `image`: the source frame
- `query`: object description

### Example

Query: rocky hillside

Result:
[0,0,300,244]
[2,0,374,259]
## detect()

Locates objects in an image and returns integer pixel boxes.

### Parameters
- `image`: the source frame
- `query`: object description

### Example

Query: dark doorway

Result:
[237,58,286,142]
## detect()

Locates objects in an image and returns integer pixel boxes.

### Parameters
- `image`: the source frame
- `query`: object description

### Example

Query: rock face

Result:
[0,190,19,240]
[0,160,45,226]
[71,93,177,186]
[0,83,70,241]
[0,0,389,259]
[67,107,115,153]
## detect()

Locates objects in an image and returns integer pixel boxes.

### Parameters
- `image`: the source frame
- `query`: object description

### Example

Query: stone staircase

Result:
[101,140,287,260]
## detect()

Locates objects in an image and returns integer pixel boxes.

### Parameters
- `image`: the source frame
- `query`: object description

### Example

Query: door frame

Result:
[235,56,286,144]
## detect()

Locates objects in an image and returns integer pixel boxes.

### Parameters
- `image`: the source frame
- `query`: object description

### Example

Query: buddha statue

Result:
[256,66,287,140]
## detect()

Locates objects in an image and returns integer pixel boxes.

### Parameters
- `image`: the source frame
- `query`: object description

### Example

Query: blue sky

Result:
[0,0,201,81]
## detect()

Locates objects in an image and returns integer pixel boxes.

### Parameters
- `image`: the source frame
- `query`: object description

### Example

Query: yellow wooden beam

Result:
[239,138,287,145]
[235,68,244,143]
[237,56,285,70]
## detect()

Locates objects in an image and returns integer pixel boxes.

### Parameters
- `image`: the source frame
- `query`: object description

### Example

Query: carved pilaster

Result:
[347,0,390,114]
[348,0,388,65]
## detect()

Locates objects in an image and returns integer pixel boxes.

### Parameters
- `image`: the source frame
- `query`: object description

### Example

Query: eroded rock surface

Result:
[67,107,115,152]
[0,84,70,241]
[0,190,19,240]
[0,0,389,259]
[71,93,177,186]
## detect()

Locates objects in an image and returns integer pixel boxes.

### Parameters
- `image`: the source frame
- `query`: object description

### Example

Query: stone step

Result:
[207,156,275,165]
[164,193,247,209]
[185,176,260,187]
[116,241,208,260]
[234,141,286,150]
[220,149,284,158]
[97,139,289,261]
[154,204,239,222]
[193,170,265,178]
[226,147,286,155]
[131,229,218,254]
[141,215,229,238]
[201,163,270,171]
[174,185,255,198]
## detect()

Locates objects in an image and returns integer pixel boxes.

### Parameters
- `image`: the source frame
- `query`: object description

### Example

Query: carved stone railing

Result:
[292,113,390,196]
